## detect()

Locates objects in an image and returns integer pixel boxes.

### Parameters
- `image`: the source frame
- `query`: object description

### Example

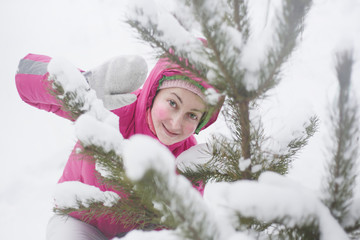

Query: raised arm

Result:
[15,53,73,120]
[16,53,148,120]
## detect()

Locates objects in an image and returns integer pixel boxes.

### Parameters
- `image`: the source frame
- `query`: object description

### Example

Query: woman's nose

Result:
[170,114,182,130]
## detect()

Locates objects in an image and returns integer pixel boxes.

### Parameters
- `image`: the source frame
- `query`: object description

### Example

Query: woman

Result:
[15,52,223,239]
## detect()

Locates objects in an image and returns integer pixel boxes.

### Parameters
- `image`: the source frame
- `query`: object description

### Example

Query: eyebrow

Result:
[191,109,205,114]
[171,92,183,104]
[171,92,204,113]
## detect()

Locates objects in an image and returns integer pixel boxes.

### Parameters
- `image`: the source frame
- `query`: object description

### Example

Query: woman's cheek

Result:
[183,122,197,135]
[155,104,170,121]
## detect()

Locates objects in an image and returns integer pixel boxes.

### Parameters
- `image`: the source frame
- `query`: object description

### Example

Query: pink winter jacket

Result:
[15,53,221,239]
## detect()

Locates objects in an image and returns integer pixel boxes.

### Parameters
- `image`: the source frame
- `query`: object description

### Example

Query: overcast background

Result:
[1,0,360,239]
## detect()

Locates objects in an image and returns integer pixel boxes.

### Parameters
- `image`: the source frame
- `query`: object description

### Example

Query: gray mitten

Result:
[175,143,213,172]
[84,55,148,110]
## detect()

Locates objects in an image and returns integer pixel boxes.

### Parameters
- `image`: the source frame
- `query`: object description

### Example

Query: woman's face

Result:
[151,87,206,145]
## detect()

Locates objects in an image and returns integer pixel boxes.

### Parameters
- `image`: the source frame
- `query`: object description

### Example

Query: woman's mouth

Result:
[162,124,179,137]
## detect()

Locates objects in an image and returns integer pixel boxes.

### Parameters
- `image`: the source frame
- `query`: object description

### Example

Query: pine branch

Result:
[126,18,168,58]
[344,199,360,237]
[47,59,117,126]
[47,59,171,230]
[231,0,250,42]
[348,230,360,240]
[71,142,169,230]
[126,5,209,82]
[48,76,88,120]
[205,173,348,240]
[269,223,320,240]
[127,0,254,162]
[346,222,360,235]
[265,116,319,175]
[192,1,248,98]
[53,130,167,230]
[123,1,341,239]
[54,195,164,230]
[179,133,255,184]
[322,50,359,228]
[123,136,227,240]
[256,0,312,99]
[248,218,320,240]
[180,115,318,185]
[221,98,252,172]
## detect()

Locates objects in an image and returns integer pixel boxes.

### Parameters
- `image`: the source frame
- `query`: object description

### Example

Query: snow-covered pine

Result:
[48,47,360,240]
[46,0,360,239]
[122,135,232,240]
[127,0,317,182]
[47,57,119,128]
[47,58,166,230]
[205,172,348,240]
[46,53,256,240]
[54,181,120,209]
[125,0,358,239]
[321,50,360,238]
[213,0,316,180]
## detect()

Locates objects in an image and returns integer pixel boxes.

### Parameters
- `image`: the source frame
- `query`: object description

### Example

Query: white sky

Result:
[0,0,360,239]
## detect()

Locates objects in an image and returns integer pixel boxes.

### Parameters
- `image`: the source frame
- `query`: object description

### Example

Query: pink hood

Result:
[113,57,221,157]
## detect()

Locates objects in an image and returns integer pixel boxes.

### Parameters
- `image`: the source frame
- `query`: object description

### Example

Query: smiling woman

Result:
[14,48,224,239]
[150,87,206,145]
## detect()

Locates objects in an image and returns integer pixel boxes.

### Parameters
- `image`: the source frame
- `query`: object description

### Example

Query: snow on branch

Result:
[122,135,235,240]
[47,57,127,205]
[343,199,360,230]
[48,55,127,182]
[118,229,254,240]
[180,0,249,92]
[75,114,123,155]
[47,57,89,93]
[243,0,312,97]
[54,181,120,209]
[47,56,127,180]
[48,58,169,229]
[126,0,202,56]
[122,135,176,182]
[117,229,181,240]
[205,172,349,240]
[322,49,359,230]
[47,57,119,128]
[126,0,218,83]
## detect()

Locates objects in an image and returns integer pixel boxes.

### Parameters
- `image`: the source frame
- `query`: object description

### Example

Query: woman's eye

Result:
[168,100,177,108]
[189,113,198,121]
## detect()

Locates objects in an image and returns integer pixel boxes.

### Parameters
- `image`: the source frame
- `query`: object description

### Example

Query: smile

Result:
[162,124,179,137]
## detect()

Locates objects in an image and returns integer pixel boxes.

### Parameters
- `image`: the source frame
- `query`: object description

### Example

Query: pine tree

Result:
[321,51,360,239]
[126,0,317,182]
[48,0,360,239]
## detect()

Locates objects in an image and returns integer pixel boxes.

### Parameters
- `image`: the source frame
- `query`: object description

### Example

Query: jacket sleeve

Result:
[15,53,73,120]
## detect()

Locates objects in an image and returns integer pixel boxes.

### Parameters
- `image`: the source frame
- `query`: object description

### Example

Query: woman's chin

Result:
[157,132,181,146]
[158,136,176,146]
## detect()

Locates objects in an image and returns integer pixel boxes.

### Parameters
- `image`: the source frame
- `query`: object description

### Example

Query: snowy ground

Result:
[0,0,360,239]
